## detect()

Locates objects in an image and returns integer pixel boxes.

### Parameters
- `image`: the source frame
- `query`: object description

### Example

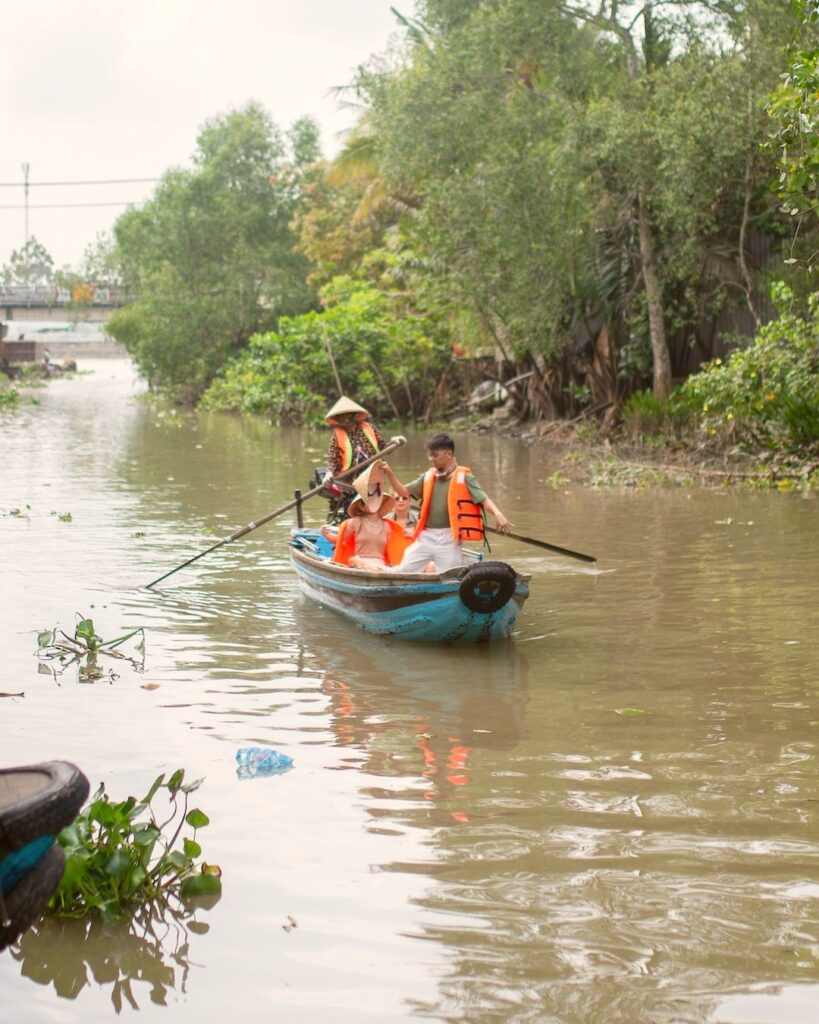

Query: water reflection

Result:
[316,635,527,827]
[292,600,819,1021]
[10,899,216,1012]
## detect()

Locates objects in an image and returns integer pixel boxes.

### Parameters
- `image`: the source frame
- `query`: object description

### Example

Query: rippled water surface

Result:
[1,361,818,1023]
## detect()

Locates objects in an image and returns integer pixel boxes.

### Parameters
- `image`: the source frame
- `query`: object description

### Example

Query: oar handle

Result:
[144,438,406,589]
[485,526,596,564]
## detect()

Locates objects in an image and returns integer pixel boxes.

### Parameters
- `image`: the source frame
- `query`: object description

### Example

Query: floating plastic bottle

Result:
[235,747,293,779]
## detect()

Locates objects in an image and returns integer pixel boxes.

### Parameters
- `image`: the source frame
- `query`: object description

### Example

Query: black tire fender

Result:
[458,561,517,614]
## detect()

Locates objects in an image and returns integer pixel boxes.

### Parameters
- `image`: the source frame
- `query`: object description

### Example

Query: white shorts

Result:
[395,528,463,573]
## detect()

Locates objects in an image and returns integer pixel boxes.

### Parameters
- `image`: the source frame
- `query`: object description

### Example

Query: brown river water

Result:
[1,360,818,1023]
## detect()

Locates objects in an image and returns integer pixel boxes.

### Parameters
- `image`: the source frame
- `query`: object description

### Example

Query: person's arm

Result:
[482,497,513,533]
[380,461,410,498]
[466,473,512,533]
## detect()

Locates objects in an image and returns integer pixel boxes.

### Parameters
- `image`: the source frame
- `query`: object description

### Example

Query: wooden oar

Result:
[145,438,406,589]
[485,526,596,563]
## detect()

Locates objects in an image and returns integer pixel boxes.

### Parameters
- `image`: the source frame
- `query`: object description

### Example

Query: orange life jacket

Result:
[332,517,410,567]
[333,422,380,472]
[412,466,485,543]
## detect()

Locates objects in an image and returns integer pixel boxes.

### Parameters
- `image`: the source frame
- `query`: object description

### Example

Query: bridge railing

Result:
[0,286,126,306]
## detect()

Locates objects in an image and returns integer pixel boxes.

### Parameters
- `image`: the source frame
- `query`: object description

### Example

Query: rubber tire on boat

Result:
[458,561,517,614]
[0,762,90,855]
[0,843,66,950]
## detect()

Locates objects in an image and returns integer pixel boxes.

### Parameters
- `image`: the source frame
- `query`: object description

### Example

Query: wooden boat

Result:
[289,529,530,643]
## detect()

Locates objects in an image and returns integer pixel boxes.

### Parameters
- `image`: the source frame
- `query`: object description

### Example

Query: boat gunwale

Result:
[289,540,532,590]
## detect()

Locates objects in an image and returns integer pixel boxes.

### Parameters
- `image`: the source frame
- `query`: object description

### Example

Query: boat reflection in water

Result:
[297,610,529,828]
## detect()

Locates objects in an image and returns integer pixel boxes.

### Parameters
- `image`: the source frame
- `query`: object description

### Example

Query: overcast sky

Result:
[0,0,410,272]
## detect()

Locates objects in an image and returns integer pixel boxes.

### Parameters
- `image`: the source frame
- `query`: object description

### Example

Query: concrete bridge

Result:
[0,323,127,361]
[1,286,125,324]
[0,287,128,360]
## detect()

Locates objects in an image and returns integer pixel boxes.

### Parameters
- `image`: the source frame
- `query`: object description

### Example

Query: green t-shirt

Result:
[406,469,488,530]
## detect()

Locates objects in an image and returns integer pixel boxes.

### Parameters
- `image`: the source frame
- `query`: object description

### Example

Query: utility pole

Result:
[21,162,30,248]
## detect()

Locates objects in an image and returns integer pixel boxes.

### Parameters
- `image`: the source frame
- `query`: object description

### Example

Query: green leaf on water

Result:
[183,838,202,859]
[106,850,131,878]
[143,773,166,803]
[37,629,55,648]
[614,707,651,717]
[186,808,209,829]
[132,826,160,848]
[47,769,219,921]
[180,874,222,898]
[167,850,191,871]
[74,616,100,649]
[103,626,144,650]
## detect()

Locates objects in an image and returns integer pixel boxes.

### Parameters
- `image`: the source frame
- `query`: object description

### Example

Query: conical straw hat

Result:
[348,462,395,517]
[325,396,369,424]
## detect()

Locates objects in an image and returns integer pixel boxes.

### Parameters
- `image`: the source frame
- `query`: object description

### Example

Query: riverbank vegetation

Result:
[13,0,819,480]
[0,376,19,407]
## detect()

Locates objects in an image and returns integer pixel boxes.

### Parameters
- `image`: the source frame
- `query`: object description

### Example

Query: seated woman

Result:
[324,464,409,572]
[384,493,418,537]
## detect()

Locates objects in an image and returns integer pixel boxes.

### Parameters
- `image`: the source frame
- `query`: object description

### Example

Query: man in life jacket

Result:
[381,432,513,573]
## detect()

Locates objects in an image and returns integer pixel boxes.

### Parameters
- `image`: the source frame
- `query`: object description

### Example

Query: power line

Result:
[0,201,137,210]
[0,177,160,187]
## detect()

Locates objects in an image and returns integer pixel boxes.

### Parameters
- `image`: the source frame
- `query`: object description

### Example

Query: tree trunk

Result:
[637,189,672,399]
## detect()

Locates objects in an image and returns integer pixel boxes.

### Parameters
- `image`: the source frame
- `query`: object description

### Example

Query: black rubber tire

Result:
[458,561,517,614]
[0,843,65,950]
[0,762,90,855]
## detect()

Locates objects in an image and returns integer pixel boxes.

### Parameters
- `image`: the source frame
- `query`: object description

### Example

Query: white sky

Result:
[0,0,410,271]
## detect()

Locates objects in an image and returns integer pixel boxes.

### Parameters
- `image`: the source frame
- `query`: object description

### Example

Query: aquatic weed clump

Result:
[37,613,145,682]
[49,769,222,922]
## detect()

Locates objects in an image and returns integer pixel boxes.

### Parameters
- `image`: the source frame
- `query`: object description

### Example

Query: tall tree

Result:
[767,0,819,269]
[361,0,799,404]
[108,104,317,399]
[1,237,54,289]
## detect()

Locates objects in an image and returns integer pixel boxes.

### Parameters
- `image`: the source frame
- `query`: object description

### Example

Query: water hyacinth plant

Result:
[37,613,145,681]
[49,769,222,922]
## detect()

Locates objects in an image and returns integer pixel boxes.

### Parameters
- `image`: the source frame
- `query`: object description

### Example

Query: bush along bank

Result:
[460,285,819,491]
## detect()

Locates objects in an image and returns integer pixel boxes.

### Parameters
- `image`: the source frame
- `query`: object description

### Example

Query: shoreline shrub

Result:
[677,284,819,452]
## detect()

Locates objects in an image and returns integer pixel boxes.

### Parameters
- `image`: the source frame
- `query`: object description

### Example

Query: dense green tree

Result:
[76,233,123,290]
[359,0,800,406]
[767,0,819,208]
[293,158,391,289]
[107,104,317,400]
[201,276,450,422]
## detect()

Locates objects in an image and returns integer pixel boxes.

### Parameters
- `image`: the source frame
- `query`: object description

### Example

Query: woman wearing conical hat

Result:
[324,396,387,482]
[323,463,409,571]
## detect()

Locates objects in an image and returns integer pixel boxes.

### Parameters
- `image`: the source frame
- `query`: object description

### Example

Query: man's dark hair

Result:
[426,432,455,452]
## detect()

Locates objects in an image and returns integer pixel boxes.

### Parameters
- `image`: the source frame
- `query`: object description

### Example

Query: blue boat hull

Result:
[289,533,529,644]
